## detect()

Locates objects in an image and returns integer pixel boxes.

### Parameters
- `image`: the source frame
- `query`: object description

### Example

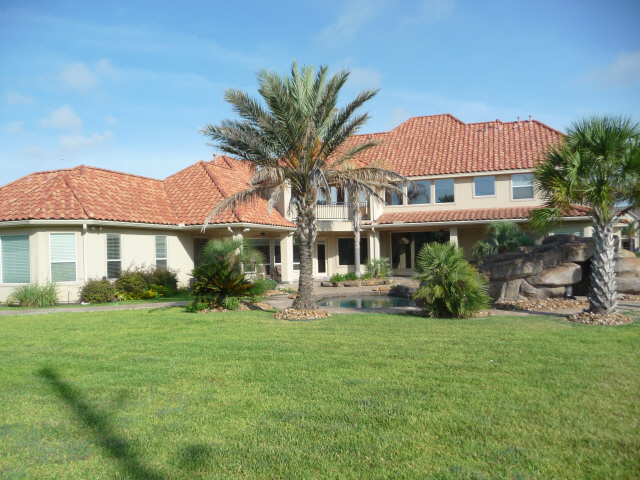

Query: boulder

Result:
[562,238,594,263]
[614,254,640,278]
[615,277,640,294]
[520,280,566,300]
[482,249,563,281]
[481,251,527,266]
[488,281,506,302]
[527,262,582,287]
[542,234,577,245]
[615,249,637,258]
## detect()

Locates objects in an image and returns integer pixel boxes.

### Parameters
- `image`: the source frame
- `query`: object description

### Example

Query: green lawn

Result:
[1,310,638,479]
[0,289,192,310]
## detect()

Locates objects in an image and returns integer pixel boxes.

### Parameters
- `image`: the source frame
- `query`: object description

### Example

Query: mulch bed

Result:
[274,307,331,320]
[494,298,589,312]
[567,311,634,326]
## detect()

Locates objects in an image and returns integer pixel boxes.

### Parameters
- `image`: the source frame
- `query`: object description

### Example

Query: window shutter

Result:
[50,233,76,282]
[2,235,30,283]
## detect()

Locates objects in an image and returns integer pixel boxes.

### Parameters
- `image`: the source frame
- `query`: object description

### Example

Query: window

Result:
[435,179,455,203]
[50,233,76,282]
[512,174,534,199]
[274,239,281,265]
[331,187,346,205]
[408,180,431,204]
[106,234,122,279]
[293,239,301,271]
[155,236,168,269]
[391,231,450,269]
[252,238,271,274]
[337,238,368,265]
[385,183,403,205]
[474,176,495,197]
[1,235,30,284]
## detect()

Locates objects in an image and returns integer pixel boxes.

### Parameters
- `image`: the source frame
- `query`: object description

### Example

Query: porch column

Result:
[449,226,458,246]
[368,229,380,259]
[280,234,295,283]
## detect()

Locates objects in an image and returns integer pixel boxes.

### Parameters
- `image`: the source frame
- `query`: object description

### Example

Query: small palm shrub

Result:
[6,282,59,307]
[344,272,358,281]
[251,278,278,296]
[365,258,392,278]
[472,222,534,262]
[413,242,490,318]
[330,273,346,282]
[81,278,116,304]
[200,238,266,274]
[191,260,254,307]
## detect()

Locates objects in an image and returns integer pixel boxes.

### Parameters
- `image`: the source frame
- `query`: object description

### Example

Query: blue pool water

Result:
[316,295,416,309]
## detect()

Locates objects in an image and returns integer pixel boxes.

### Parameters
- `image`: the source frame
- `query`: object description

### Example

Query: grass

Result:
[1,309,638,479]
[0,289,192,310]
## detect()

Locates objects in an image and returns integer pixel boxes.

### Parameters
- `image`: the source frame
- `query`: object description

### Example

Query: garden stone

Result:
[320,281,333,287]
[562,239,594,263]
[615,277,640,293]
[520,280,566,299]
[488,281,506,302]
[527,262,582,287]
[504,279,523,300]
[542,234,577,245]
[614,254,640,278]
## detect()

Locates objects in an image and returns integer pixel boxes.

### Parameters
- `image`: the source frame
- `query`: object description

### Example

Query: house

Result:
[0,114,626,303]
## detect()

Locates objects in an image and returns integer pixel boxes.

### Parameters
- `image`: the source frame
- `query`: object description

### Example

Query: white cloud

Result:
[348,67,382,88]
[585,51,640,88]
[96,58,122,80]
[57,130,114,154]
[6,92,34,105]
[3,121,25,134]
[317,0,386,46]
[386,108,411,130]
[19,145,46,158]
[59,62,99,90]
[41,106,84,131]
[105,114,118,126]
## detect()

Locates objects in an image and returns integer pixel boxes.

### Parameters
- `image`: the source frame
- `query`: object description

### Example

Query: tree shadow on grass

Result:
[38,367,167,480]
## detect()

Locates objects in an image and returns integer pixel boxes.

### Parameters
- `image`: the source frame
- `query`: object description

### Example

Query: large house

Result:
[0,114,618,303]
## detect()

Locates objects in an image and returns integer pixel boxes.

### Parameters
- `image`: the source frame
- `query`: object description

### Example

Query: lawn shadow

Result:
[38,367,166,480]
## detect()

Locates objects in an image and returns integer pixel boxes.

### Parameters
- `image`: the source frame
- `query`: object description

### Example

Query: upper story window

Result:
[474,176,495,197]
[385,183,403,205]
[408,180,431,204]
[331,187,346,205]
[50,233,76,282]
[1,235,30,284]
[155,236,168,270]
[106,234,122,279]
[435,179,455,203]
[512,174,534,199]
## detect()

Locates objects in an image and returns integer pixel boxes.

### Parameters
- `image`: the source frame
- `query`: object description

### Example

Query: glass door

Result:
[317,241,326,275]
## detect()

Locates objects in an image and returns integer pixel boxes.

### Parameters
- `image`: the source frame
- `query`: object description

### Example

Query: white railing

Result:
[315,202,369,220]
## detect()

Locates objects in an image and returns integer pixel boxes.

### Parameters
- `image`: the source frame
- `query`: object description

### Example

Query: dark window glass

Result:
[293,240,301,270]
[317,242,326,273]
[435,179,454,203]
[391,231,450,269]
[408,180,430,204]
[474,176,495,196]
[385,183,403,205]
[338,238,368,265]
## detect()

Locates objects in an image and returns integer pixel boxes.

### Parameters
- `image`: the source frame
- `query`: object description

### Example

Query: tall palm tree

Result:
[200,62,405,309]
[529,116,640,314]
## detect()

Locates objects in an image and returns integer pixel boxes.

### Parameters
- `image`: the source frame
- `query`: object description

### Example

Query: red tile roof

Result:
[0,157,294,227]
[370,206,590,225]
[343,114,565,176]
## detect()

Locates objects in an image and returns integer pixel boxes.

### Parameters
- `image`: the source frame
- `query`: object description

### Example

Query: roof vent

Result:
[529,115,532,122]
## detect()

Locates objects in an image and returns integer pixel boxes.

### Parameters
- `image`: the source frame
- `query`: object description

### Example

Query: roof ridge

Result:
[0,175,60,211]
[62,174,93,218]
[200,161,241,222]
[74,165,163,182]
[28,174,66,218]
[160,181,181,224]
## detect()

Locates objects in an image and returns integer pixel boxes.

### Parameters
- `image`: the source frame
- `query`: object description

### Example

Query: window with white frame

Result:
[435,178,455,203]
[512,174,534,199]
[1,235,30,284]
[50,233,76,282]
[385,183,403,205]
[474,176,495,197]
[408,180,431,204]
[155,236,168,269]
[106,234,122,279]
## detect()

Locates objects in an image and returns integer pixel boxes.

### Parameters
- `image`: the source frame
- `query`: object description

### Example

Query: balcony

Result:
[315,202,369,221]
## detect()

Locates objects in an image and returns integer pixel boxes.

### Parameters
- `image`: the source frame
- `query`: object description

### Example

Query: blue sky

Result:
[1,0,639,184]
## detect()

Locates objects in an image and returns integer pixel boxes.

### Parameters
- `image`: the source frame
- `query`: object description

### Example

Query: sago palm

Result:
[529,116,640,314]
[472,221,534,262]
[200,62,405,309]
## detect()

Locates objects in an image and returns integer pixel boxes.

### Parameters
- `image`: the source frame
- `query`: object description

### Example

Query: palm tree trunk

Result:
[589,218,618,313]
[293,197,318,310]
[353,203,362,278]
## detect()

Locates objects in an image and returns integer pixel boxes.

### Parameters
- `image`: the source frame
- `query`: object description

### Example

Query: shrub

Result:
[361,272,373,280]
[185,299,209,313]
[223,296,241,310]
[635,251,640,259]
[149,267,179,294]
[330,273,345,282]
[344,272,358,281]
[472,222,534,262]
[191,260,254,307]
[413,242,490,318]
[199,238,265,274]
[115,266,179,299]
[251,278,278,296]
[250,295,264,304]
[365,258,392,278]
[81,278,116,304]
[6,282,59,307]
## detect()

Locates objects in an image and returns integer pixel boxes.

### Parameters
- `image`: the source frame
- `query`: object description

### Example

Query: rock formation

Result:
[479,234,640,302]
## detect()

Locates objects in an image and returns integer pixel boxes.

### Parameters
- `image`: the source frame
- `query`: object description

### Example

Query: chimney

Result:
[517,117,520,123]
[529,115,532,122]
[79,165,86,175]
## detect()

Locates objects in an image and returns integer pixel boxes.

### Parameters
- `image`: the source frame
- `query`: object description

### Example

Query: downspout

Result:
[82,224,87,283]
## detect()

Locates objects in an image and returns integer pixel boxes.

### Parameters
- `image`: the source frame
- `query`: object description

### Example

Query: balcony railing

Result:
[315,202,369,220]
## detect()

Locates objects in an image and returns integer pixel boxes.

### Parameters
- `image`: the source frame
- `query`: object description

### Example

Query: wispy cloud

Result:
[105,114,118,126]
[348,66,382,88]
[401,0,454,26]
[57,131,114,154]
[41,106,84,131]
[59,58,121,90]
[584,51,640,88]
[19,145,46,159]
[6,92,34,105]
[317,0,386,46]
[3,121,25,134]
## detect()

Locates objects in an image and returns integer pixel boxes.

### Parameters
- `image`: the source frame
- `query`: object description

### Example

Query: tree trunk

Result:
[292,197,318,310]
[353,198,362,278]
[589,218,618,313]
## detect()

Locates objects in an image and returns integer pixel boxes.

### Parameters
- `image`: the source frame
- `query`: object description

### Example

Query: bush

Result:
[223,296,241,310]
[6,282,59,307]
[81,278,116,304]
[413,242,490,318]
[251,278,278,296]
[330,273,345,282]
[115,265,179,299]
[365,258,392,279]
[344,272,358,281]
[472,222,534,262]
[149,267,179,294]
[191,260,254,307]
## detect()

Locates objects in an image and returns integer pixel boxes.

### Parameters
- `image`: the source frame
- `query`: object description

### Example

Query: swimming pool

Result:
[315,295,417,309]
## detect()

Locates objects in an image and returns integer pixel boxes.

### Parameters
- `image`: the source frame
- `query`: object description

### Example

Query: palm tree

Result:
[200,62,405,309]
[622,220,639,251]
[472,221,534,262]
[529,116,640,314]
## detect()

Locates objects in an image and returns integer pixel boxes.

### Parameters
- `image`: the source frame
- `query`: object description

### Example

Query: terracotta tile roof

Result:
[370,206,590,225]
[0,157,294,227]
[342,114,565,176]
